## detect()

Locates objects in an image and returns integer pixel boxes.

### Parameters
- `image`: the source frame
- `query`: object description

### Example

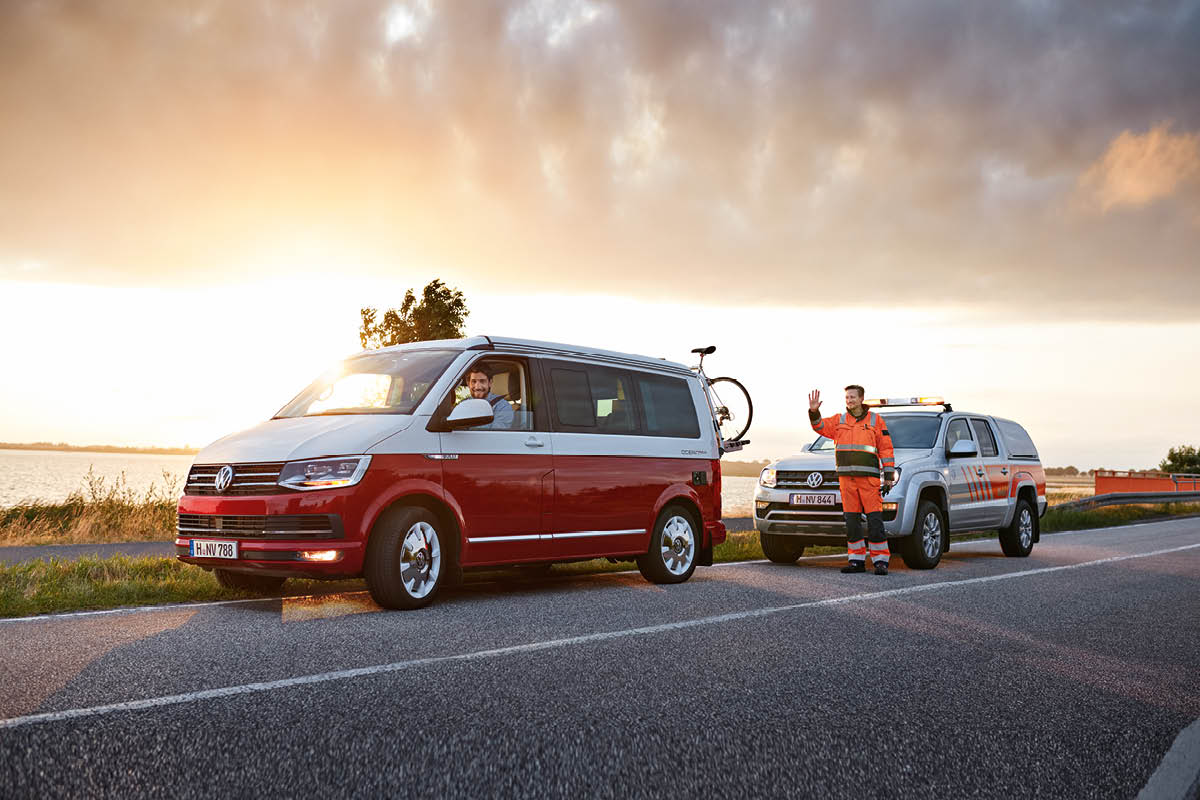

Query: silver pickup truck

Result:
[753,399,1047,569]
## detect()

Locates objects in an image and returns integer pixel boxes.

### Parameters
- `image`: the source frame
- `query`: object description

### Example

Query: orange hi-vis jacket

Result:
[809,408,896,481]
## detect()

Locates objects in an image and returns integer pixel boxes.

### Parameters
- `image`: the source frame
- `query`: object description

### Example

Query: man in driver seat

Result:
[465,365,514,430]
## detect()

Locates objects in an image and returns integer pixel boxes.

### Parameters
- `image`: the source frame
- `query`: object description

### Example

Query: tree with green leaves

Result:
[359,279,470,349]
[1158,445,1200,474]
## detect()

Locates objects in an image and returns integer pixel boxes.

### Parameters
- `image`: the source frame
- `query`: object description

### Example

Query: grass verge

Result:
[1040,502,1200,533]
[0,556,363,619]
[1,469,177,547]
[5,504,1198,618]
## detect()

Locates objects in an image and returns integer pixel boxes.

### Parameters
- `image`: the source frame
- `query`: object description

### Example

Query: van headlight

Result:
[759,468,777,488]
[278,456,371,491]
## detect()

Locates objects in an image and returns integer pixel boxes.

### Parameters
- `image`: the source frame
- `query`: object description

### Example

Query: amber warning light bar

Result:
[865,396,952,410]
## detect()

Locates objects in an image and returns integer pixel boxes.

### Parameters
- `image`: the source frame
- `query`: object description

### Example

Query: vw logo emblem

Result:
[805,471,824,488]
[214,466,234,494]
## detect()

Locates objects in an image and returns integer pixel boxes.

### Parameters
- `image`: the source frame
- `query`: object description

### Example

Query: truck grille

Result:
[177,513,343,539]
[776,470,840,489]
[185,463,288,496]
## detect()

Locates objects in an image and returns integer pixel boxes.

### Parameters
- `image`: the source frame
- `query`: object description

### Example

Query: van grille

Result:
[177,513,343,539]
[185,463,287,496]
[776,470,841,489]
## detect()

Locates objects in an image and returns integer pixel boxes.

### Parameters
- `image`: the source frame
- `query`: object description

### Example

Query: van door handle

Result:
[1000,467,1009,475]
[525,436,545,448]
[976,469,985,477]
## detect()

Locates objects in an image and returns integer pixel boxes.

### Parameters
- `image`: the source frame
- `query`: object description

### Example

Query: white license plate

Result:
[791,493,837,506]
[190,539,238,559]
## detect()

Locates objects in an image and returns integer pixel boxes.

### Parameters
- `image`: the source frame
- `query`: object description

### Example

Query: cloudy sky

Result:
[1,0,1198,469]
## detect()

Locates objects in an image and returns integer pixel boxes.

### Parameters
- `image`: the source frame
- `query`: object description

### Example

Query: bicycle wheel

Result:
[708,376,752,442]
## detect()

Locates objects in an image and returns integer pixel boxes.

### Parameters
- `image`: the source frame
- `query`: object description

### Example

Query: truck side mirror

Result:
[948,439,978,458]
[446,398,494,430]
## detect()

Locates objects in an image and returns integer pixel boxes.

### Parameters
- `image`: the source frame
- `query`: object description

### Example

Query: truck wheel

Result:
[760,532,806,564]
[999,498,1037,557]
[214,569,285,594]
[637,506,699,585]
[365,507,448,609]
[900,500,945,570]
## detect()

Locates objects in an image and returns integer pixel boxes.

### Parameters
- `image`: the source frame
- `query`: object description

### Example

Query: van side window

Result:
[550,368,594,427]
[635,374,700,438]
[451,358,535,431]
[970,419,999,457]
[549,363,639,435]
[945,418,972,449]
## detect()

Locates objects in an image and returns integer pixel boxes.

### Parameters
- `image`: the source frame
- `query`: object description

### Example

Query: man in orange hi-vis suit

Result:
[808,385,896,575]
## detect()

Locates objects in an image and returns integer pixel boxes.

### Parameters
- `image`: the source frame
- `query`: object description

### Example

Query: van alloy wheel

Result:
[899,500,944,570]
[922,511,942,560]
[661,515,696,576]
[999,498,1036,558]
[1018,507,1033,549]
[400,521,441,599]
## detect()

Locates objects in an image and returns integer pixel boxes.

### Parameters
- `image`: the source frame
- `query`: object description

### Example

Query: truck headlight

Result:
[759,468,777,488]
[278,456,371,491]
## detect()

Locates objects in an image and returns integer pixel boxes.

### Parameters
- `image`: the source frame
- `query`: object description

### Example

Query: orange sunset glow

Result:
[1,1,1198,468]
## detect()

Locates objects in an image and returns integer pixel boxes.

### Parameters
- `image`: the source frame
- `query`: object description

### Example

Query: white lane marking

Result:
[2,541,1198,731]
[2,520,1193,624]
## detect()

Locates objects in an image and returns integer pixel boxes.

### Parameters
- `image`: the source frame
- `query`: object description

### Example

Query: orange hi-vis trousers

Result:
[840,476,889,565]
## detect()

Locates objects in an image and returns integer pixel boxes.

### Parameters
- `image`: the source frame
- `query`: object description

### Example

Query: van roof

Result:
[369,335,694,376]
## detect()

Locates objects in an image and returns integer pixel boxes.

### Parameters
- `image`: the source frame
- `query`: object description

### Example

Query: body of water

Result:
[0,450,195,507]
[0,449,761,516]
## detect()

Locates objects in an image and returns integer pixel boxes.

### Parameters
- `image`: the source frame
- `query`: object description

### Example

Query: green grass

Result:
[0,556,363,619]
[6,503,1198,619]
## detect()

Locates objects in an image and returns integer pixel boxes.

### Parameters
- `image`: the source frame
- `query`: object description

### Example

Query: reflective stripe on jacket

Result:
[808,408,896,480]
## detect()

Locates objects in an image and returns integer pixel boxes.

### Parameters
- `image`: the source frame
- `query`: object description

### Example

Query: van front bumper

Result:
[176,490,369,578]
[753,485,903,537]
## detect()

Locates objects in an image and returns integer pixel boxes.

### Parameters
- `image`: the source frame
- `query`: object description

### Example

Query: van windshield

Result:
[811,414,941,451]
[274,350,457,418]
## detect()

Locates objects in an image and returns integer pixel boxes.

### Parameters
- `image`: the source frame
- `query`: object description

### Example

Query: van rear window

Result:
[636,374,700,438]
[995,419,1039,458]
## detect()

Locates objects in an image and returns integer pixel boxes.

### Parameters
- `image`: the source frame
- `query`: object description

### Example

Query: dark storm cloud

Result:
[0,0,1197,317]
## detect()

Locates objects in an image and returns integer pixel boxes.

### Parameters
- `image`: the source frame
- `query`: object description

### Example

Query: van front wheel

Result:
[365,507,447,609]
[899,500,945,570]
[637,506,699,584]
[760,532,806,564]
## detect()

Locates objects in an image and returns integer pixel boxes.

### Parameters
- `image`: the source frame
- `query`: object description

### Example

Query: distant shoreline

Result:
[0,443,199,456]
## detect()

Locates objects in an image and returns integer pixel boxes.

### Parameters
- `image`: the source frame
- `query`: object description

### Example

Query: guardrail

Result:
[1054,491,1200,513]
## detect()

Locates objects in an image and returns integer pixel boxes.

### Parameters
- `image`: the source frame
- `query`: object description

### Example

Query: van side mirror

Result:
[947,439,978,458]
[445,398,494,430]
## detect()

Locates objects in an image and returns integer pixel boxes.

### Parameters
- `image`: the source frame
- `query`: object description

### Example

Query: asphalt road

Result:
[2,520,1199,799]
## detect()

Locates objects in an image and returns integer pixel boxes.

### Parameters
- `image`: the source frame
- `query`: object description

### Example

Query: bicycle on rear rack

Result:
[691,346,752,453]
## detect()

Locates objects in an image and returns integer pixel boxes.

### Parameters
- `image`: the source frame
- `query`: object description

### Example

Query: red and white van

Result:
[177,336,727,608]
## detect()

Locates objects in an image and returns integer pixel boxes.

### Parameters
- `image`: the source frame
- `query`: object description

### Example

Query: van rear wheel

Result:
[760,532,806,564]
[999,499,1037,557]
[365,507,447,609]
[637,506,699,584]
[214,569,285,594]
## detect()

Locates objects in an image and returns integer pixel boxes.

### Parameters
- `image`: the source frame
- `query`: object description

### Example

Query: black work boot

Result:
[841,562,866,574]
[873,561,889,576]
